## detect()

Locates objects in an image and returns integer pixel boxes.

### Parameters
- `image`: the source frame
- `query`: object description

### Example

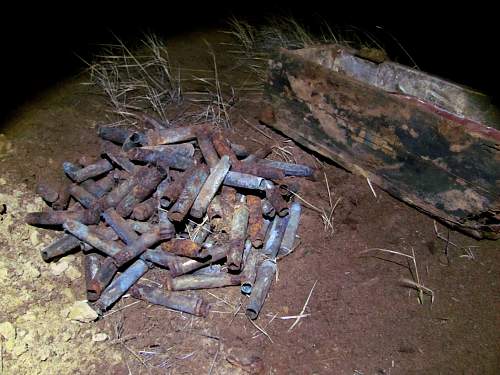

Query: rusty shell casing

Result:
[141,248,182,268]
[241,243,259,295]
[115,165,167,217]
[158,209,176,238]
[104,151,137,174]
[262,215,290,259]
[40,234,81,262]
[140,144,195,158]
[168,166,209,222]
[91,224,119,241]
[84,252,104,301]
[168,245,228,277]
[190,155,231,219]
[211,131,239,164]
[69,184,97,209]
[144,125,201,145]
[94,259,150,312]
[63,220,124,257]
[162,172,186,203]
[122,131,147,151]
[26,208,100,226]
[36,182,59,203]
[97,125,133,144]
[127,147,193,171]
[257,159,315,178]
[129,283,210,317]
[197,135,219,169]
[112,229,165,267]
[247,195,265,248]
[52,184,71,211]
[131,197,157,221]
[64,159,113,183]
[165,273,241,291]
[230,142,250,158]
[81,178,109,199]
[102,208,139,244]
[87,257,118,301]
[279,202,302,256]
[223,171,266,191]
[161,239,202,258]
[264,181,289,217]
[227,203,250,271]
[245,259,277,320]
[232,162,285,181]
[98,177,136,211]
[126,220,155,234]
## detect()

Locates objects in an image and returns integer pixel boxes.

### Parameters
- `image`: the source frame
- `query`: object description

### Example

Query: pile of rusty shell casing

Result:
[94,259,150,312]
[129,283,210,317]
[161,238,202,258]
[279,202,302,256]
[190,155,231,219]
[227,197,250,271]
[168,165,209,222]
[245,259,277,320]
[40,234,81,262]
[165,273,241,291]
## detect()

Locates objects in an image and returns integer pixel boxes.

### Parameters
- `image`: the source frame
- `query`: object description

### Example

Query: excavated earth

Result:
[0,30,499,374]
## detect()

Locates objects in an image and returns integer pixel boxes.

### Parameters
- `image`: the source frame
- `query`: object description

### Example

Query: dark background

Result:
[1,4,497,123]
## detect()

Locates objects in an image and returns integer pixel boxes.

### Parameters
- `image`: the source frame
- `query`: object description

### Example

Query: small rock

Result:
[67,301,98,323]
[62,330,73,342]
[64,265,82,281]
[50,260,69,276]
[39,346,51,361]
[92,333,109,342]
[12,342,29,357]
[30,230,40,246]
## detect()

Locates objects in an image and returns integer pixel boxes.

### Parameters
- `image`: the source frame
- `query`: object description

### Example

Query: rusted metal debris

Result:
[26,122,310,320]
[262,44,500,239]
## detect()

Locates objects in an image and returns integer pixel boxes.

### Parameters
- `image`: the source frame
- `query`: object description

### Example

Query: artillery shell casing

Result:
[247,195,265,248]
[245,259,276,319]
[63,219,124,257]
[211,131,239,164]
[102,208,139,245]
[241,245,259,295]
[127,147,193,170]
[139,143,195,158]
[227,203,250,271]
[168,245,228,277]
[84,252,104,301]
[65,159,113,183]
[91,224,119,241]
[126,220,155,234]
[105,151,137,174]
[69,184,97,209]
[258,159,315,178]
[264,181,289,217]
[262,215,289,258]
[87,257,118,301]
[190,155,231,219]
[261,198,276,218]
[81,177,111,198]
[129,283,210,317]
[52,184,71,211]
[36,182,59,203]
[26,208,100,226]
[112,229,164,267]
[98,176,136,211]
[95,174,116,195]
[40,234,81,262]
[242,145,273,163]
[232,162,285,181]
[229,142,250,158]
[197,136,219,169]
[166,273,241,291]
[141,248,181,268]
[162,239,202,258]
[279,202,302,255]
[168,166,209,222]
[95,259,149,312]
[223,171,266,191]
[144,125,201,145]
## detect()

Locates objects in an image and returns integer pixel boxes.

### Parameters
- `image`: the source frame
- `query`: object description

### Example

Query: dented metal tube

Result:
[130,283,210,317]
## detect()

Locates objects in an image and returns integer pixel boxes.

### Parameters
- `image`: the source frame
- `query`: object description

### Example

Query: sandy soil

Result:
[0,30,499,375]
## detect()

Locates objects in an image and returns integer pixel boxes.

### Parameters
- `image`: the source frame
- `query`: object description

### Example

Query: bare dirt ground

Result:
[0,30,499,374]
